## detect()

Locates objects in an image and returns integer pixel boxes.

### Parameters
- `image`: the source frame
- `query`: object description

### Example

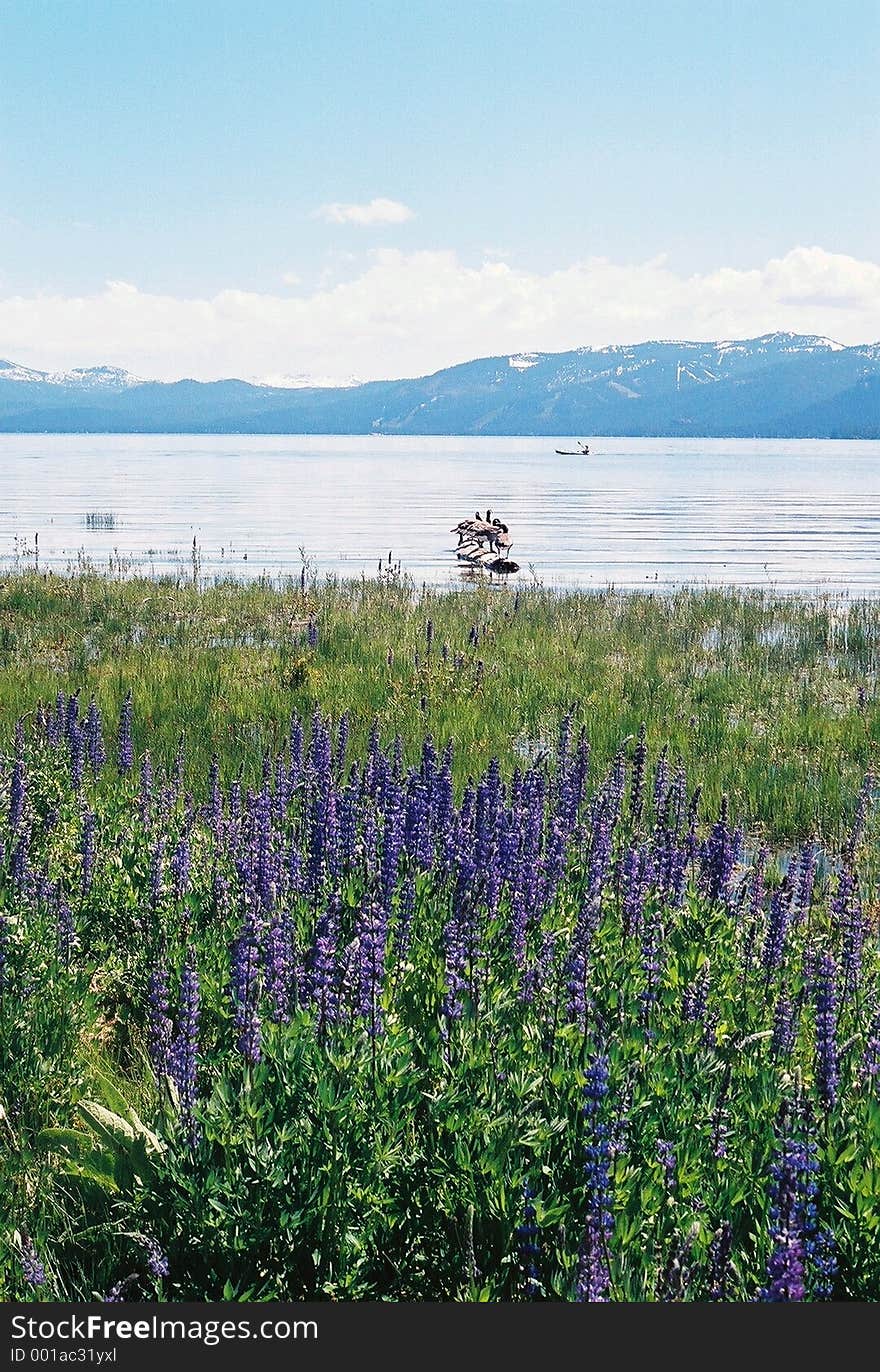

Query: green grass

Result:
[1,568,877,845]
[1,567,879,1301]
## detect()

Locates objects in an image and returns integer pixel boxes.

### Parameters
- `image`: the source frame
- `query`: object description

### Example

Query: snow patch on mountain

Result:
[256,371,363,390]
[0,361,143,388]
[47,366,144,388]
[0,361,47,382]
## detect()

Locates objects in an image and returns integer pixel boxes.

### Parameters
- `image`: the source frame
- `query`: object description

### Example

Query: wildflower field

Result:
[1,570,879,1301]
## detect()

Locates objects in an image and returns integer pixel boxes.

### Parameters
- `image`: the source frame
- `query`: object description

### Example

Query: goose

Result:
[451,511,485,545]
[452,522,499,549]
[461,519,498,548]
[491,523,513,555]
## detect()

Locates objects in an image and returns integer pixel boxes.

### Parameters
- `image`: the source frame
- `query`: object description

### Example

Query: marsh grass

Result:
[0,569,876,845]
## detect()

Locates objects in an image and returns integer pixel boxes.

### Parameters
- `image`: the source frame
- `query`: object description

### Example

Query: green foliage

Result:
[0,569,877,843]
[0,570,878,1301]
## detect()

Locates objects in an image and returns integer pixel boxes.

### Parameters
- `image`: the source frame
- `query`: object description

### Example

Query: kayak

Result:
[555,447,590,454]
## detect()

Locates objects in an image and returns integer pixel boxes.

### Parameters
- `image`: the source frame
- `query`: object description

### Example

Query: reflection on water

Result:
[1,434,878,593]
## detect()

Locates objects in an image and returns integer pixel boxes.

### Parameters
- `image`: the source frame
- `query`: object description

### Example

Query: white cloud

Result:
[280,270,301,287]
[315,197,415,226]
[0,245,878,383]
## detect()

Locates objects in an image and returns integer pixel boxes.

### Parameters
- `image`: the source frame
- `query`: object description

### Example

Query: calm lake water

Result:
[1,434,878,593]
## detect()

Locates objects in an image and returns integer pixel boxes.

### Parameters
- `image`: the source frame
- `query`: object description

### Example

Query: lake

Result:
[1,434,878,593]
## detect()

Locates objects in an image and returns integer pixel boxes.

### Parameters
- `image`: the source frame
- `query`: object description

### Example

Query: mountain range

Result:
[1,332,878,437]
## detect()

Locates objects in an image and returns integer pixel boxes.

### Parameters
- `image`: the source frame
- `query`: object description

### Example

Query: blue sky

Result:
[1,0,878,379]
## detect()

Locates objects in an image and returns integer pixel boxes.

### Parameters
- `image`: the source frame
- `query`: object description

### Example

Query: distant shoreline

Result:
[1,430,879,441]
[2,333,878,439]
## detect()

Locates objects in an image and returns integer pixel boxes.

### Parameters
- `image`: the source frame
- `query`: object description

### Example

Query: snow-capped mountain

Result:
[0,361,143,388]
[0,333,878,436]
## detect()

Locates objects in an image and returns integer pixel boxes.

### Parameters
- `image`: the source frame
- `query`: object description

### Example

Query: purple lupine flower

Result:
[771,993,798,1061]
[57,896,77,965]
[65,691,81,745]
[517,1182,540,1298]
[393,732,405,782]
[336,934,360,1026]
[682,964,710,1025]
[761,890,790,980]
[577,1053,613,1303]
[684,783,702,867]
[170,947,199,1142]
[264,906,296,1024]
[565,791,616,1025]
[306,896,340,1033]
[433,742,455,864]
[441,904,469,1024]
[701,796,741,905]
[760,1176,806,1299]
[116,690,134,774]
[628,724,648,829]
[639,905,664,1030]
[393,874,416,967]
[520,930,557,1006]
[739,846,768,979]
[170,836,191,903]
[230,902,262,1063]
[813,951,840,1109]
[862,1007,880,1084]
[381,798,405,911]
[9,830,30,894]
[147,958,173,1079]
[810,1227,837,1300]
[8,721,26,830]
[335,768,359,875]
[19,1236,46,1289]
[657,1232,697,1302]
[656,1138,677,1192]
[212,870,231,923]
[793,841,817,923]
[69,722,85,791]
[620,843,654,938]
[80,809,97,895]
[103,1273,138,1302]
[707,1223,733,1301]
[833,865,865,1000]
[307,616,318,649]
[356,898,388,1038]
[86,697,106,774]
[359,803,378,883]
[652,745,670,820]
[0,906,8,990]
[576,1220,609,1302]
[759,1116,818,1302]
[141,1236,169,1279]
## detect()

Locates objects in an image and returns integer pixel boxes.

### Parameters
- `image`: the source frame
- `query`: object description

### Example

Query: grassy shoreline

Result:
[1,568,877,844]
